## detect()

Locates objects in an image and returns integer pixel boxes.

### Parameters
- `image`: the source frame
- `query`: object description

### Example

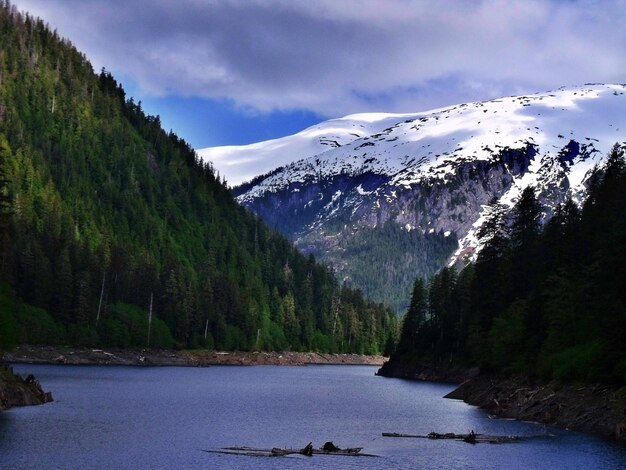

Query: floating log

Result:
[204,443,375,457]
[382,431,522,444]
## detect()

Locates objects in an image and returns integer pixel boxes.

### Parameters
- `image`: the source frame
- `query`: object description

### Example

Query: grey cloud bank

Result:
[11,0,626,117]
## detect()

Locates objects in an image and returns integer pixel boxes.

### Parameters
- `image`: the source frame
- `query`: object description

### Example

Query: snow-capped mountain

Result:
[197,112,418,187]
[202,84,626,312]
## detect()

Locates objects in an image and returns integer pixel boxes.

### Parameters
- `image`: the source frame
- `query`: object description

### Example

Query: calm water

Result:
[1,365,625,469]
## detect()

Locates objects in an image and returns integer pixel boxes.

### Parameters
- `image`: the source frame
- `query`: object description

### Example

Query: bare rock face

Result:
[0,365,53,411]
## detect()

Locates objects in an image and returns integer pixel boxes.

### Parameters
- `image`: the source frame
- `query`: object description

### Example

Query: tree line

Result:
[394,144,626,384]
[0,2,399,353]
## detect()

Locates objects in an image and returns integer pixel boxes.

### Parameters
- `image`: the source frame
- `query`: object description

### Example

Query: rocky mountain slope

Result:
[201,84,626,311]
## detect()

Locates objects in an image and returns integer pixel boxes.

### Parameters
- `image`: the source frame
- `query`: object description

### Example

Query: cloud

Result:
[11,0,626,116]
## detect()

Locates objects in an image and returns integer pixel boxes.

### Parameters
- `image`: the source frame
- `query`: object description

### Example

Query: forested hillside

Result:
[387,145,626,384]
[0,2,398,354]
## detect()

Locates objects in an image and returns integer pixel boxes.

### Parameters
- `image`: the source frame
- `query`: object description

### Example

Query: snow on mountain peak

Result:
[199,84,626,310]
[233,84,625,201]
[198,84,625,188]
[197,112,417,186]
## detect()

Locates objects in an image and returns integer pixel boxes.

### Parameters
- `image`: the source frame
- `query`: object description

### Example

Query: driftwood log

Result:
[382,431,524,444]
[204,443,376,457]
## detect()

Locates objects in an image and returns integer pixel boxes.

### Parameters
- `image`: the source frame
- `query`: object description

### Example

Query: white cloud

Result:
[11,0,626,116]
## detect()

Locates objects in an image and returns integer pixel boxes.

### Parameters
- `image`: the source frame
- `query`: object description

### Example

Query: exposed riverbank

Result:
[445,374,626,442]
[3,345,386,367]
[376,356,480,383]
[377,359,626,443]
[1,346,383,411]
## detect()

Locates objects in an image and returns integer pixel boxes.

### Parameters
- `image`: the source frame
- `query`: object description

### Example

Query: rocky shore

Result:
[377,359,626,443]
[0,364,53,411]
[3,345,386,367]
[445,374,626,442]
[376,356,480,383]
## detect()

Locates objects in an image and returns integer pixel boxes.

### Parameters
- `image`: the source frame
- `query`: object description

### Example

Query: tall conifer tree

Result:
[397,278,428,354]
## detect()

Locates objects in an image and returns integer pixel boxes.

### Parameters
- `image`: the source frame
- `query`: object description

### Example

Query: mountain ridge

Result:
[198,111,420,187]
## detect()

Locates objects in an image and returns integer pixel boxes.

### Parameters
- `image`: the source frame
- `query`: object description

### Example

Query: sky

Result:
[10,0,626,179]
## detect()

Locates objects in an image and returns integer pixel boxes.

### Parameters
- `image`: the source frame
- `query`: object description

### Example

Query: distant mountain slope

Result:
[197,112,418,186]
[222,84,626,311]
[0,3,397,354]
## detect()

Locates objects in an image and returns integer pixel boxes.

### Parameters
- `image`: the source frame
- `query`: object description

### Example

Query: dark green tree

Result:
[397,278,428,354]
[0,139,12,279]
[508,186,541,299]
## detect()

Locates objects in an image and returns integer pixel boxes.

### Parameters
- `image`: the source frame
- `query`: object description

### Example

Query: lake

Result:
[1,364,625,469]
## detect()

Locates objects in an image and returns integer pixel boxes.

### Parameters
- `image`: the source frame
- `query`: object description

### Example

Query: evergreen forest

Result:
[341,221,458,313]
[393,145,626,385]
[0,2,398,354]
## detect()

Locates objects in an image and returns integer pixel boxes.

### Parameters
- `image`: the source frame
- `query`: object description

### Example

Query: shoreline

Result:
[443,374,626,443]
[377,359,626,444]
[3,345,386,367]
[0,364,53,411]
[9,345,625,445]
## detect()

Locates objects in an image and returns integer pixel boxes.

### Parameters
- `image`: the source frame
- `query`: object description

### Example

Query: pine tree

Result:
[397,278,428,354]
[541,199,580,274]
[429,267,457,358]
[471,199,508,330]
[52,247,73,324]
[0,140,12,278]
[508,186,541,299]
